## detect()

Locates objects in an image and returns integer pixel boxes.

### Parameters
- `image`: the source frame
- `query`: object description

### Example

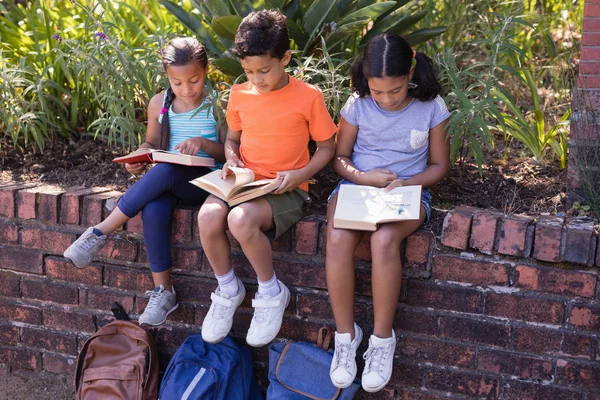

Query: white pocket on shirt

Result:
[410,129,429,149]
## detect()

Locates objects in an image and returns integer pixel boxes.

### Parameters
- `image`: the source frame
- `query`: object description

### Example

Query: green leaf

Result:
[326,19,368,48]
[362,10,427,44]
[287,18,308,48]
[211,57,244,78]
[211,15,243,41]
[204,0,232,17]
[159,0,203,35]
[302,0,337,55]
[338,1,396,25]
[404,27,447,47]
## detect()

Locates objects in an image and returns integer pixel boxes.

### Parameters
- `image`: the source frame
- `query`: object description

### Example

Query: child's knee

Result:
[198,202,228,234]
[227,207,257,240]
[370,229,402,255]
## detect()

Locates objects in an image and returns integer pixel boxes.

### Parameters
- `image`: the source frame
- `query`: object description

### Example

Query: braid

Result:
[159,88,176,150]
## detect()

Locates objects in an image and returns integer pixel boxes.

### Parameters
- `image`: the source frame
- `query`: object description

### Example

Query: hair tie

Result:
[412,50,416,59]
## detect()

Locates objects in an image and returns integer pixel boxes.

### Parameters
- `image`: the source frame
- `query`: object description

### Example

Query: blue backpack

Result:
[158,335,262,400]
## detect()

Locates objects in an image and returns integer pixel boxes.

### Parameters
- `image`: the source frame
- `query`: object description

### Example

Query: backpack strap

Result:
[317,327,333,351]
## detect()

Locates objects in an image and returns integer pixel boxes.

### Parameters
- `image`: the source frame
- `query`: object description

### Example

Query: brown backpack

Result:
[74,320,159,400]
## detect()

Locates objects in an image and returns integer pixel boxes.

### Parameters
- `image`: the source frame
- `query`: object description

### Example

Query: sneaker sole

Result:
[362,370,392,393]
[246,286,291,348]
[331,326,363,389]
[63,249,89,269]
[139,303,179,326]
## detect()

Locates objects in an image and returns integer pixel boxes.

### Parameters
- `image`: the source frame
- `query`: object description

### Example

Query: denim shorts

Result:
[328,179,432,222]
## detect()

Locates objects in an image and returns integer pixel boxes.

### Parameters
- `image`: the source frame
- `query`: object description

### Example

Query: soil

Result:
[0,135,567,233]
[0,369,73,400]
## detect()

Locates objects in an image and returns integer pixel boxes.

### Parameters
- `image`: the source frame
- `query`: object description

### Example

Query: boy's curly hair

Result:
[233,10,289,59]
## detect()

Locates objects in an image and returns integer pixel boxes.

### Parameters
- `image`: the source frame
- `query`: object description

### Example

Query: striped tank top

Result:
[158,90,218,158]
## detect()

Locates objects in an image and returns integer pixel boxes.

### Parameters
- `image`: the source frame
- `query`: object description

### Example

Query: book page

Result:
[150,150,215,167]
[228,167,255,188]
[190,170,236,199]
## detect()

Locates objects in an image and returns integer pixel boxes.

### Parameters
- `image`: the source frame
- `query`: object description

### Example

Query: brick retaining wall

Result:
[0,182,599,399]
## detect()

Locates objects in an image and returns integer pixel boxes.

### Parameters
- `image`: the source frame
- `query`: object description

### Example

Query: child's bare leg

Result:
[370,207,425,338]
[227,198,275,281]
[326,194,362,337]
[95,207,130,235]
[198,196,231,275]
[151,271,172,291]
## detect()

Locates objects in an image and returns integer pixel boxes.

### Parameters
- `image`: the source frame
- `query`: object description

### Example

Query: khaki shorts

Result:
[262,188,310,240]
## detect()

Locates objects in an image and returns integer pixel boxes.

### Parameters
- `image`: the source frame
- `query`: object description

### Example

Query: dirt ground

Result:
[0,135,568,233]
[0,369,73,400]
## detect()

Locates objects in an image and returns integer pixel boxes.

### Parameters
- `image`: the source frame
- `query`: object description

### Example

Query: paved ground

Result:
[0,369,73,400]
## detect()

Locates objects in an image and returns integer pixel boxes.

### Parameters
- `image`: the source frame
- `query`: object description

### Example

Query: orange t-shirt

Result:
[226,76,337,192]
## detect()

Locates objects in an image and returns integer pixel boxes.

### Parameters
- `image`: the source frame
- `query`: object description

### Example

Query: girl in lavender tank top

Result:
[326,33,450,393]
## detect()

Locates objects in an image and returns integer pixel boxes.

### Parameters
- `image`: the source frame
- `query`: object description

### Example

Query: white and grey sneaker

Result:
[63,227,106,268]
[201,278,246,344]
[246,280,290,347]
[138,285,178,326]
[330,323,363,388]
[361,331,397,393]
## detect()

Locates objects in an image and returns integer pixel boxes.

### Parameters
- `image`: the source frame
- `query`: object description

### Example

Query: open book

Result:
[333,184,422,231]
[112,148,215,168]
[189,167,280,206]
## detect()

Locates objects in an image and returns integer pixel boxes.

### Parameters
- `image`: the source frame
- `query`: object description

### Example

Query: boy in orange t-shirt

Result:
[198,10,336,347]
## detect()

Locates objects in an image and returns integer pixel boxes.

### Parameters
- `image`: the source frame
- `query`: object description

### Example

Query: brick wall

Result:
[0,183,599,399]
[569,0,600,200]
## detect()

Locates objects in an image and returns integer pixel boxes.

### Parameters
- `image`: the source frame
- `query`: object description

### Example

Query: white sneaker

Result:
[63,227,106,268]
[246,280,290,347]
[201,278,246,344]
[138,285,178,326]
[330,323,363,388]
[361,331,397,393]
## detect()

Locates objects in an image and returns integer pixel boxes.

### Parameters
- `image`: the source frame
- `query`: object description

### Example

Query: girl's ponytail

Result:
[409,51,441,101]
[159,88,176,150]
[351,55,370,97]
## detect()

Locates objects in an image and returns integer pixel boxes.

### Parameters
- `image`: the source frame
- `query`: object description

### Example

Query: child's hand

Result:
[384,179,406,191]
[221,157,245,179]
[174,138,204,155]
[125,162,147,175]
[363,169,397,188]
[273,170,305,194]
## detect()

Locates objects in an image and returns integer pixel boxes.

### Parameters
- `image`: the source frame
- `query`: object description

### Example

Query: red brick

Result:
[569,305,600,332]
[585,3,600,17]
[439,316,510,347]
[82,191,122,226]
[0,246,43,274]
[171,246,203,273]
[80,288,135,313]
[155,325,199,352]
[0,223,18,244]
[271,228,293,253]
[394,307,438,336]
[441,206,476,250]
[355,387,396,400]
[164,303,197,325]
[562,332,596,359]
[295,219,320,255]
[170,276,219,305]
[584,18,600,33]
[0,183,40,218]
[16,187,38,219]
[0,302,42,324]
[96,236,138,262]
[469,211,501,254]
[532,215,563,262]
[580,61,600,75]
[399,336,476,368]
[43,309,95,333]
[432,256,510,286]
[511,326,562,354]
[0,271,20,298]
[353,233,371,261]
[502,380,586,400]
[390,362,426,389]
[497,215,533,257]
[296,292,335,321]
[0,345,41,370]
[20,227,75,255]
[37,186,67,223]
[515,265,597,298]
[171,207,194,242]
[406,280,483,314]
[425,368,500,398]
[478,349,552,380]
[22,327,78,355]
[22,279,78,305]
[126,212,144,234]
[104,266,154,292]
[405,231,433,275]
[486,292,564,324]
[396,389,455,400]
[59,187,111,225]
[563,219,596,266]
[556,359,600,391]
[579,75,600,89]
[0,325,20,345]
[45,256,102,286]
[271,258,327,290]
[43,353,77,375]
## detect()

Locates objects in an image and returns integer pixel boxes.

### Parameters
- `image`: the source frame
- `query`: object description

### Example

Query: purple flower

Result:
[95,31,107,40]
[160,107,168,115]
[52,33,62,44]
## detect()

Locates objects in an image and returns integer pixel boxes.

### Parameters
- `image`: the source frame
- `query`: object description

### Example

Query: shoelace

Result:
[334,342,353,369]
[363,344,391,374]
[80,233,100,251]
[211,291,231,320]
[145,288,167,310]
